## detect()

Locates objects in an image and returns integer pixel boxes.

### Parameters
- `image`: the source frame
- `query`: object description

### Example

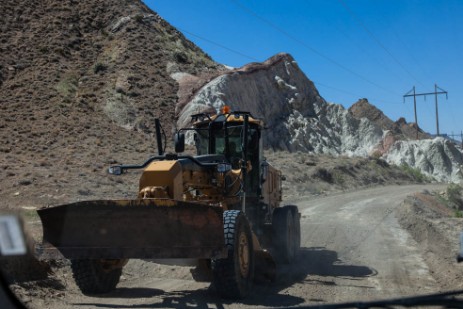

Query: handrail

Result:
[108,154,224,174]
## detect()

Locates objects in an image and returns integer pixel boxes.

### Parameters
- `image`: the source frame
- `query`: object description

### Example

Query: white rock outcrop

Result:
[384,138,463,182]
[176,53,462,183]
[177,53,383,154]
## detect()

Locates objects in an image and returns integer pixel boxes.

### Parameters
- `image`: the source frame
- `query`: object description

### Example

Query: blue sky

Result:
[145,0,463,138]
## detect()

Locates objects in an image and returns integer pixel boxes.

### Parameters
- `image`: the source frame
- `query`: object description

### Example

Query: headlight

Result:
[217,163,232,173]
[108,166,123,175]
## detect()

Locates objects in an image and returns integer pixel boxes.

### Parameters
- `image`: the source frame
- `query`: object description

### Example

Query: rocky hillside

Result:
[384,138,463,183]
[348,100,462,182]
[1,0,462,214]
[176,55,463,182]
[1,0,223,134]
[0,0,225,208]
[349,98,431,140]
[177,53,383,156]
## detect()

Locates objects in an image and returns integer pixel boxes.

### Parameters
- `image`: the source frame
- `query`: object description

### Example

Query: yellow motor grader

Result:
[37,107,301,299]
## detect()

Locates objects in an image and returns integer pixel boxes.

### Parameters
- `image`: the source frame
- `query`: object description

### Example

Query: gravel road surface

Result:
[20,184,449,308]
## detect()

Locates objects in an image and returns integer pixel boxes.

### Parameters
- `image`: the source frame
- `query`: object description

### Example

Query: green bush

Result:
[312,167,333,183]
[93,62,107,74]
[134,14,144,23]
[447,183,463,209]
[332,171,345,185]
[400,163,429,183]
[370,150,382,160]
[55,74,78,98]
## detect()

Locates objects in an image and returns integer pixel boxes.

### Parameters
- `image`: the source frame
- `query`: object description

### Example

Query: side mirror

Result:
[0,215,27,256]
[108,166,123,175]
[175,132,185,153]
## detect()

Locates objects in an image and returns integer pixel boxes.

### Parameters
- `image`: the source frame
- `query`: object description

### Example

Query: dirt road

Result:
[24,184,450,308]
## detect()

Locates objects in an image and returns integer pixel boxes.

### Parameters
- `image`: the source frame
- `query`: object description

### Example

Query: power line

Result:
[229,0,401,96]
[389,26,433,83]
[177,27,260,62]
[315,82,401,106]
[338,0,440,121]
[333,20,411,86]
[314,81,361,98]
[403,85,448,138]
[338,0,426,88]
[176,26,398,107]
[178,21,416,120]
[446,96,459,134]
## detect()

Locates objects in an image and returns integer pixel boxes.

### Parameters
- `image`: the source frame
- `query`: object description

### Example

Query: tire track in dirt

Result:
[16,184,448,308]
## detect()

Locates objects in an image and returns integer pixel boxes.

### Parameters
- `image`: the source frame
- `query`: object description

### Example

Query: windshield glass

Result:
[194,129,209,155]
[195,123,244,159]
[2,0,463,308]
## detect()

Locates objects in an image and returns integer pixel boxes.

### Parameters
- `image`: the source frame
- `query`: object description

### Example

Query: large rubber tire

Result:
[70,259,122,295]
[273,205,300,263]
[211,210,254,299]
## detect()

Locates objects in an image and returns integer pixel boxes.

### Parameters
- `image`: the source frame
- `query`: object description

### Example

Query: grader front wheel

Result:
[211,210,254,299]
[70,259,124,295]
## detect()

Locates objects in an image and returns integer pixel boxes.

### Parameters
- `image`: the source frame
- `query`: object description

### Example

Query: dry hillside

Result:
[0,0,438,211]
[349,98,430,140]
[0,2,447,306]
[0,0,224,209]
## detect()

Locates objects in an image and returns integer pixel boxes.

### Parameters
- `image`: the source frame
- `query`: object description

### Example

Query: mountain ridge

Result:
[1,0,462,212]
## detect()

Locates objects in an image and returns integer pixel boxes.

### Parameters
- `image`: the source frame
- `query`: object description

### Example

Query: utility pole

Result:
[413,86,418,139]
[434,84,448,136]
[435,84,440,136]
[403,85,448,138]
[403,86,418,139]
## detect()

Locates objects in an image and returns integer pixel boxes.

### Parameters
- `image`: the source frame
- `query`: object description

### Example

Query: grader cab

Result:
[37,107,301,299]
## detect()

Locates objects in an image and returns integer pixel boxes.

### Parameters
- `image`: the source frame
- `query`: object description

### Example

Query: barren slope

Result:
[348,98,431,140]
[10,185,462,309]
[0,0,224,209]
[3,1,463,307]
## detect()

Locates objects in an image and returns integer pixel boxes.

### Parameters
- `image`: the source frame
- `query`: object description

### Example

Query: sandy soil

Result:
[2,0,462,307]
[5,184,463,309]
[397,190,463,291]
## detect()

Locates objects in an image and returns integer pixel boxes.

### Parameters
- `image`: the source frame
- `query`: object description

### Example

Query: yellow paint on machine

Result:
[139,160,183,200]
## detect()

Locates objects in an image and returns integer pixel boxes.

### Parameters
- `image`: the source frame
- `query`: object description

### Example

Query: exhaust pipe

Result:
[155,118,163,156]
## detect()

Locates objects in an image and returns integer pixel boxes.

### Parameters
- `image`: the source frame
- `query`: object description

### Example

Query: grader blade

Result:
[36,200,226,260]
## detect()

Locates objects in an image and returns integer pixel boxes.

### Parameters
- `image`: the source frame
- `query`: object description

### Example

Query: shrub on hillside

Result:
[447,183,463,210]
[400,163,430,183]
